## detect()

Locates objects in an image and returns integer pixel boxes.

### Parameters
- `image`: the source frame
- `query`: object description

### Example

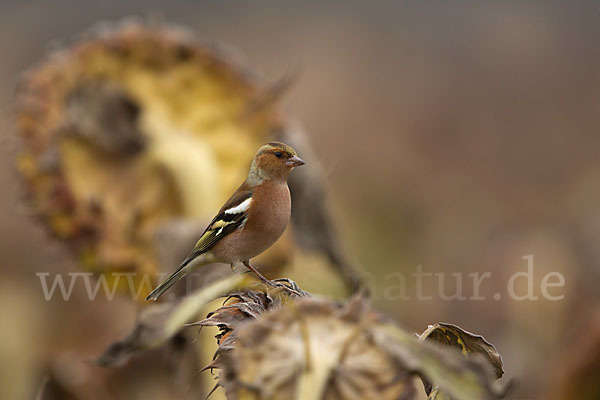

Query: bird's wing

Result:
[146,189,253,301]
[180,189,253,267]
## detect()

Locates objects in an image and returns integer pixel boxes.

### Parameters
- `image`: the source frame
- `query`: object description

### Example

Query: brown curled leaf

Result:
[418,323,506,399]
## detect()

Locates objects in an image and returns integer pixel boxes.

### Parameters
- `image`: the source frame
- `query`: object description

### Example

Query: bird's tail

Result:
[146,264,189,301]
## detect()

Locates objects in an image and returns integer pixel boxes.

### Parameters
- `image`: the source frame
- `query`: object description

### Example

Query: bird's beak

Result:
[286,155,305,167]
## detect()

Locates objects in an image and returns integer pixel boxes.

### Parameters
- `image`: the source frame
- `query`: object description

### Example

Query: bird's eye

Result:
[274,151,283,158]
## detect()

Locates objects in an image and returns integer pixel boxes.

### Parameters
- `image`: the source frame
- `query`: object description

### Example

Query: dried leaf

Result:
[417,323,506,399]
[96,274,244,366]
[419,323,504,379]
[376,323,506,400]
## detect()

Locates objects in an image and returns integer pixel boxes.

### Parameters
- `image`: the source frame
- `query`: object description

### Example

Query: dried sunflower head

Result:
[15,20,362,299]
[194,284,508,400]
[200,293,414,400]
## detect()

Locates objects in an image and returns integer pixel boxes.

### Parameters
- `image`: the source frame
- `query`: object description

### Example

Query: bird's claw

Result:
[268,278,306,298]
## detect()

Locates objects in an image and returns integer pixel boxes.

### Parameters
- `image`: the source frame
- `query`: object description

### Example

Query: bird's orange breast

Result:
[211,180,291,263]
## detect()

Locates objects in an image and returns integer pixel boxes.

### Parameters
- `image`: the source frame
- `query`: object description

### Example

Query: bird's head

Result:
[249,141,305,183]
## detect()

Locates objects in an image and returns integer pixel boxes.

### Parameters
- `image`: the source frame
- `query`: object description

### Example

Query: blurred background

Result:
[2,1,600,399]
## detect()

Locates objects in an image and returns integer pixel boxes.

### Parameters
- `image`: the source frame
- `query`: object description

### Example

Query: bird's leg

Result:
[242,260,273,286]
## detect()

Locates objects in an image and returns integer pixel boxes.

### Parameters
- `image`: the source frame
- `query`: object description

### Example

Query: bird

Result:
[146,141,305,301]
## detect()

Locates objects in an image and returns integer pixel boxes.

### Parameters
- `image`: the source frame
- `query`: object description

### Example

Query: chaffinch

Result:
[146,141,305,300]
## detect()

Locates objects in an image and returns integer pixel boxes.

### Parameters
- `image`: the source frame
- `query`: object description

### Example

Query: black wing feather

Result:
[180,189,252,267]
